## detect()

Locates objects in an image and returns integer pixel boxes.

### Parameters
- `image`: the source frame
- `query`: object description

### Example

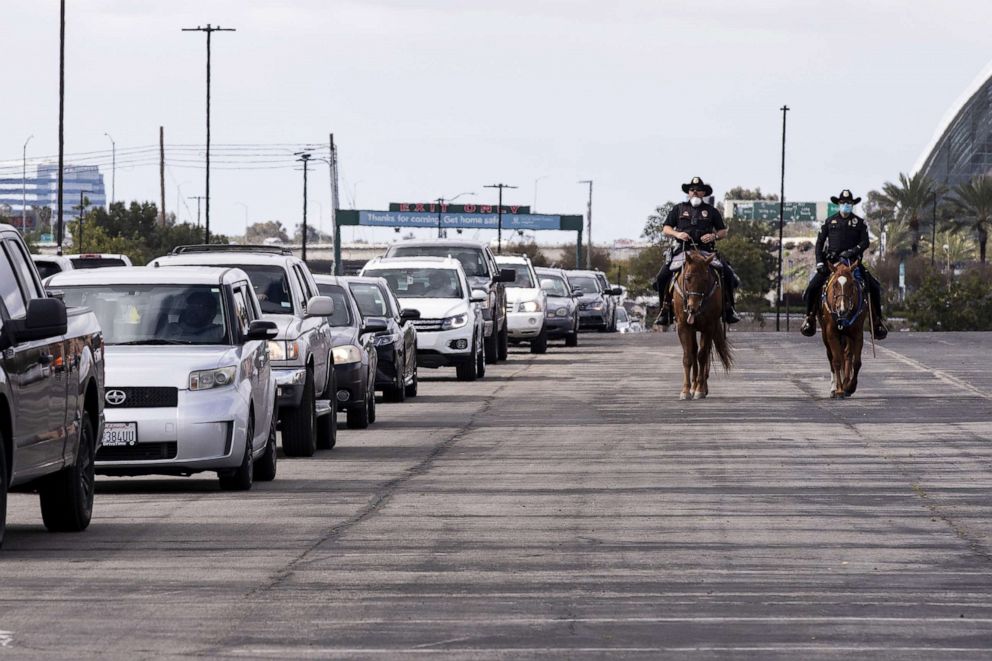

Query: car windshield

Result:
[70,257,127,269]
[569,275,600,293]
[60,284,230,345]
[227,264,295,315]
[34,261,64,279]
[390,246,488,277]
[539,274,570,297]
[616,308,629,322]
[365,268,462,299]
[314,283,354,327]
[499,263,535,288]
[348,282,391,317]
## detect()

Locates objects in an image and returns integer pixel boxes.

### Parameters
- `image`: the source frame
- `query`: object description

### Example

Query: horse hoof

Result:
[679,392,689,401]
[693,391,707,400]
[830,391,843,399]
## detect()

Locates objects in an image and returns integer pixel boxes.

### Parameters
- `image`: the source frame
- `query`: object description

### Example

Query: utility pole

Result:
[56,0,66,255]
[189,196,206,230]
[329,134,340,273]
[579,180,593,269]
[182,23,235,244]
[435,197,446,238]
[104,131,116,206]
[296,151,313,263]
[21,135,33,231]
[776,105,790,332]
[483,183,517,254]
[159,126,166,226]
[76,190,88,253]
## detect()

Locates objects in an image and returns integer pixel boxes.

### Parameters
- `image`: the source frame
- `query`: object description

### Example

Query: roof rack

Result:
[169,244,294,256]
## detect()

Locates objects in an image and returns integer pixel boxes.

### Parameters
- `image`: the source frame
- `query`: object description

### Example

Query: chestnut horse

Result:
[818,260,866,398]
[672,250,733,400]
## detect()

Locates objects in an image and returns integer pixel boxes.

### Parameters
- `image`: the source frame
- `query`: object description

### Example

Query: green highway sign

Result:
[732,201,818,222]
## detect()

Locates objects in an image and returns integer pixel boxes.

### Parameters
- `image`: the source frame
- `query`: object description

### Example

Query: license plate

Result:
[102,422,138,447]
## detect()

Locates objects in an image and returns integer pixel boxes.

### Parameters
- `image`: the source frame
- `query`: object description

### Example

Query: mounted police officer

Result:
[654,176,741,326]
[800,189,888,340]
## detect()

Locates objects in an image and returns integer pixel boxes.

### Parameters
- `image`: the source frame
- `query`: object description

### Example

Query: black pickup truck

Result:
[0,226,105,547]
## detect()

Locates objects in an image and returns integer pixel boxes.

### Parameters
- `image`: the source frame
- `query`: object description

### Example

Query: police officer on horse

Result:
[654,176,741,327]
[800,189,888,340]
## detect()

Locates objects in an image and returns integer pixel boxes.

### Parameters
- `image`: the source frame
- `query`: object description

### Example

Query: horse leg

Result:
[678,325,696,400]
[844,332,864,396]
[821,321,838,396]
[830,339,847,398]
[693,332,712,399]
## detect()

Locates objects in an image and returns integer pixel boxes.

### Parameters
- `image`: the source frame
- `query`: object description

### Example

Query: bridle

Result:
[822,260,865,329]
[673,252,719,319]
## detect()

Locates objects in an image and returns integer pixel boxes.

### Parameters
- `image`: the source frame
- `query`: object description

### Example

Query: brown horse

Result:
[817,260,866,398]
[672,250,733,400]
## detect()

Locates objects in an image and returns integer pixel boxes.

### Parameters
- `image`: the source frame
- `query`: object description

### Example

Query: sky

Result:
[2,0,991,245]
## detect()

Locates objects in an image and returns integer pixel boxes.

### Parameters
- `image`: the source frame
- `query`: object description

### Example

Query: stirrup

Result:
[872,321,888,340]
[724,307,740,324]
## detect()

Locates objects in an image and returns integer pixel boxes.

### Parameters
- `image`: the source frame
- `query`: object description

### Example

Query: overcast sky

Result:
[3,0,991,244]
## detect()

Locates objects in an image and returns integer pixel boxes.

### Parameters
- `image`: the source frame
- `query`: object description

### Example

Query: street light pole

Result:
[104,131,116,205]
[76,188,89,253]
[776,105,790,332]
[435,191,475,238]
[189,196,206,229]
[182,23,236,244]
[21,135,33,231]
[578,180,593,269]
[296,151,313,263]
[484,183,517,254]
[56,0,66,255]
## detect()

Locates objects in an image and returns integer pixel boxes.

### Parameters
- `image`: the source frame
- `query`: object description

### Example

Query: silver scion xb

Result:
[48,266,280,490]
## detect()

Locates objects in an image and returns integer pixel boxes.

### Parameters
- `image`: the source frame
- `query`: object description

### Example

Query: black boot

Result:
[655,304,673,327]
[800,313,817,337]
[872,307,888,340]
[724,288,740,324]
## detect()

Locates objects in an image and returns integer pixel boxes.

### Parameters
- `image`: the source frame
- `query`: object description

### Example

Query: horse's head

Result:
[681,250,717,323]
[825,259,862,329]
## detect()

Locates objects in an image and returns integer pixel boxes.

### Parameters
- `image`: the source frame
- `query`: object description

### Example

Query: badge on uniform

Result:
[849,218,858,227]
[681,211,690,218]
[702,210,709,218]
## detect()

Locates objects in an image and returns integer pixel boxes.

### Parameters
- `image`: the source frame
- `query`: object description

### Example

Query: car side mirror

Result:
[470,289,488,303]
[362,317,389,334]
[399,308,421,321]
[4,298,68,347]
[305,295,335,318]
[498,268,516,284]
[571,288,584,297]
[245,319,279,341]
[608,287,623,296]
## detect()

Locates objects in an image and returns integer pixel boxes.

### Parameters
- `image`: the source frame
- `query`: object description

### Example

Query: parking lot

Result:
[1,331,990,657]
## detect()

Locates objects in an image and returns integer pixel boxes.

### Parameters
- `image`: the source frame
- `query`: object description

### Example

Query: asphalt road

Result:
[2,332,992,659]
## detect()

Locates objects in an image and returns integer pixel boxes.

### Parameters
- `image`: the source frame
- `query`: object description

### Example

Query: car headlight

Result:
[373,332,401,347]
[189,366,237,391]
[590,300,606,311]
[442,313,468,330]
[267,340,300,361]
[332,345,362,364]
[555,307,569,317]
[518,300,542,313]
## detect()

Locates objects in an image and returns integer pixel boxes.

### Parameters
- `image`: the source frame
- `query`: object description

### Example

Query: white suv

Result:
[361,257,486,382]
[495,255,548,354]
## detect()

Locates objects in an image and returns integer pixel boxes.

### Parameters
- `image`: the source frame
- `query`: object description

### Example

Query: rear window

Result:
[539,274,569,297]
[70,257,127,269]
[226,264,295,315]
[34,261,64,279]
[348,282,390,317]
[390,246,488,277]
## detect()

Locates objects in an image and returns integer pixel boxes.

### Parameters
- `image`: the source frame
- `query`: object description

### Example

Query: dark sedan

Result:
[535,267,580,347]
[343,275,420,402]
[314,276,382,429]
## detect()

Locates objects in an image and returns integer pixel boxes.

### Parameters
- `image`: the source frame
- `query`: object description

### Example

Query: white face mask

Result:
[689,196,703,208]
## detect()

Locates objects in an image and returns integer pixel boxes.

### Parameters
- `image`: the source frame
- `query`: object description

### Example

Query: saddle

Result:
[668,251,723,271]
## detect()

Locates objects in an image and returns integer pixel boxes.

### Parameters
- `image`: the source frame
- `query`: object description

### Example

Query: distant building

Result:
[0,163,106,230]
[914,60,992,187]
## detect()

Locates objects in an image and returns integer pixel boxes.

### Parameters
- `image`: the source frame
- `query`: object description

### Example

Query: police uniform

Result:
[654,177,740,324]
[801,189,887,339]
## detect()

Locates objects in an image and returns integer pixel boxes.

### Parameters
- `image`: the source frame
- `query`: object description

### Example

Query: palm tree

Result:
[949,174,992,263]
[877,172,938,256]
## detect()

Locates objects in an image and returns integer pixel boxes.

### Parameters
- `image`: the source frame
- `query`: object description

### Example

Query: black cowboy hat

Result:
[830,189,862,205]
[681,176,713,196]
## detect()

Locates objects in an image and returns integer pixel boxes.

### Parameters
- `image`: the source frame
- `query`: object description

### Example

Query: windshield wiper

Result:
[113,339,197,346]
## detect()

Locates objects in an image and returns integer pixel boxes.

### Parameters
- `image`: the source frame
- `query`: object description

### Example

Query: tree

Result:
[555,243,612,272]
[642,202,676,244]
[718,219,777,301]
[512,241,549,267]
[246,221,289,244]
[722,186,779,202]
[877,172,938,257]
[949,174,992,262]
[905,266,992,331]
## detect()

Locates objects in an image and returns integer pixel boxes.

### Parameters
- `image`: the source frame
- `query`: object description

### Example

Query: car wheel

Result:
[530,328,548,354]
[40,413,95,532]
[565,331,578,348]
[384,361,406,402]
[220,416,254,491]
[368,389,377,424]
[404,364,419,398]
[282,368,316,457]
[0,425,8,548]
[253,405,278,481]
[316,367,337,450]
[476,333,486,378]
[484,326,498,364]
[456,335,479,381]
[497,323,509,361]
[346,391,371,429]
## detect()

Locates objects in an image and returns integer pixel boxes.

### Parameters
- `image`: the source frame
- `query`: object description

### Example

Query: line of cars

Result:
[1,231,628,546]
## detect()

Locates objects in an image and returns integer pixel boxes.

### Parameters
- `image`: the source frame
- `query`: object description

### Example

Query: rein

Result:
[821,264,865,329]
[673,259,720,318]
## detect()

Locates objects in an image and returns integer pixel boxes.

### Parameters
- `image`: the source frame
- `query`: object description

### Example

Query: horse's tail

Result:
[713,321,734,371]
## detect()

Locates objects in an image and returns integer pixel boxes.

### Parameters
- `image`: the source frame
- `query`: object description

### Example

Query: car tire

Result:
[316,367,337,450]
[404,365,418,398]
[40,413,95,533]
[254,406,278,481]
[565,331,578,347]
[497,323,509,361]
[456,335,479,381]
[476,334,486,378]
[530,328,548,354]
[346,393,370,429]
[282,368,316,457]
[484,327,498,364]
[384,363,406,402]
[0,425,8,548]
[368,389,377,424]
[220,416,254,491]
